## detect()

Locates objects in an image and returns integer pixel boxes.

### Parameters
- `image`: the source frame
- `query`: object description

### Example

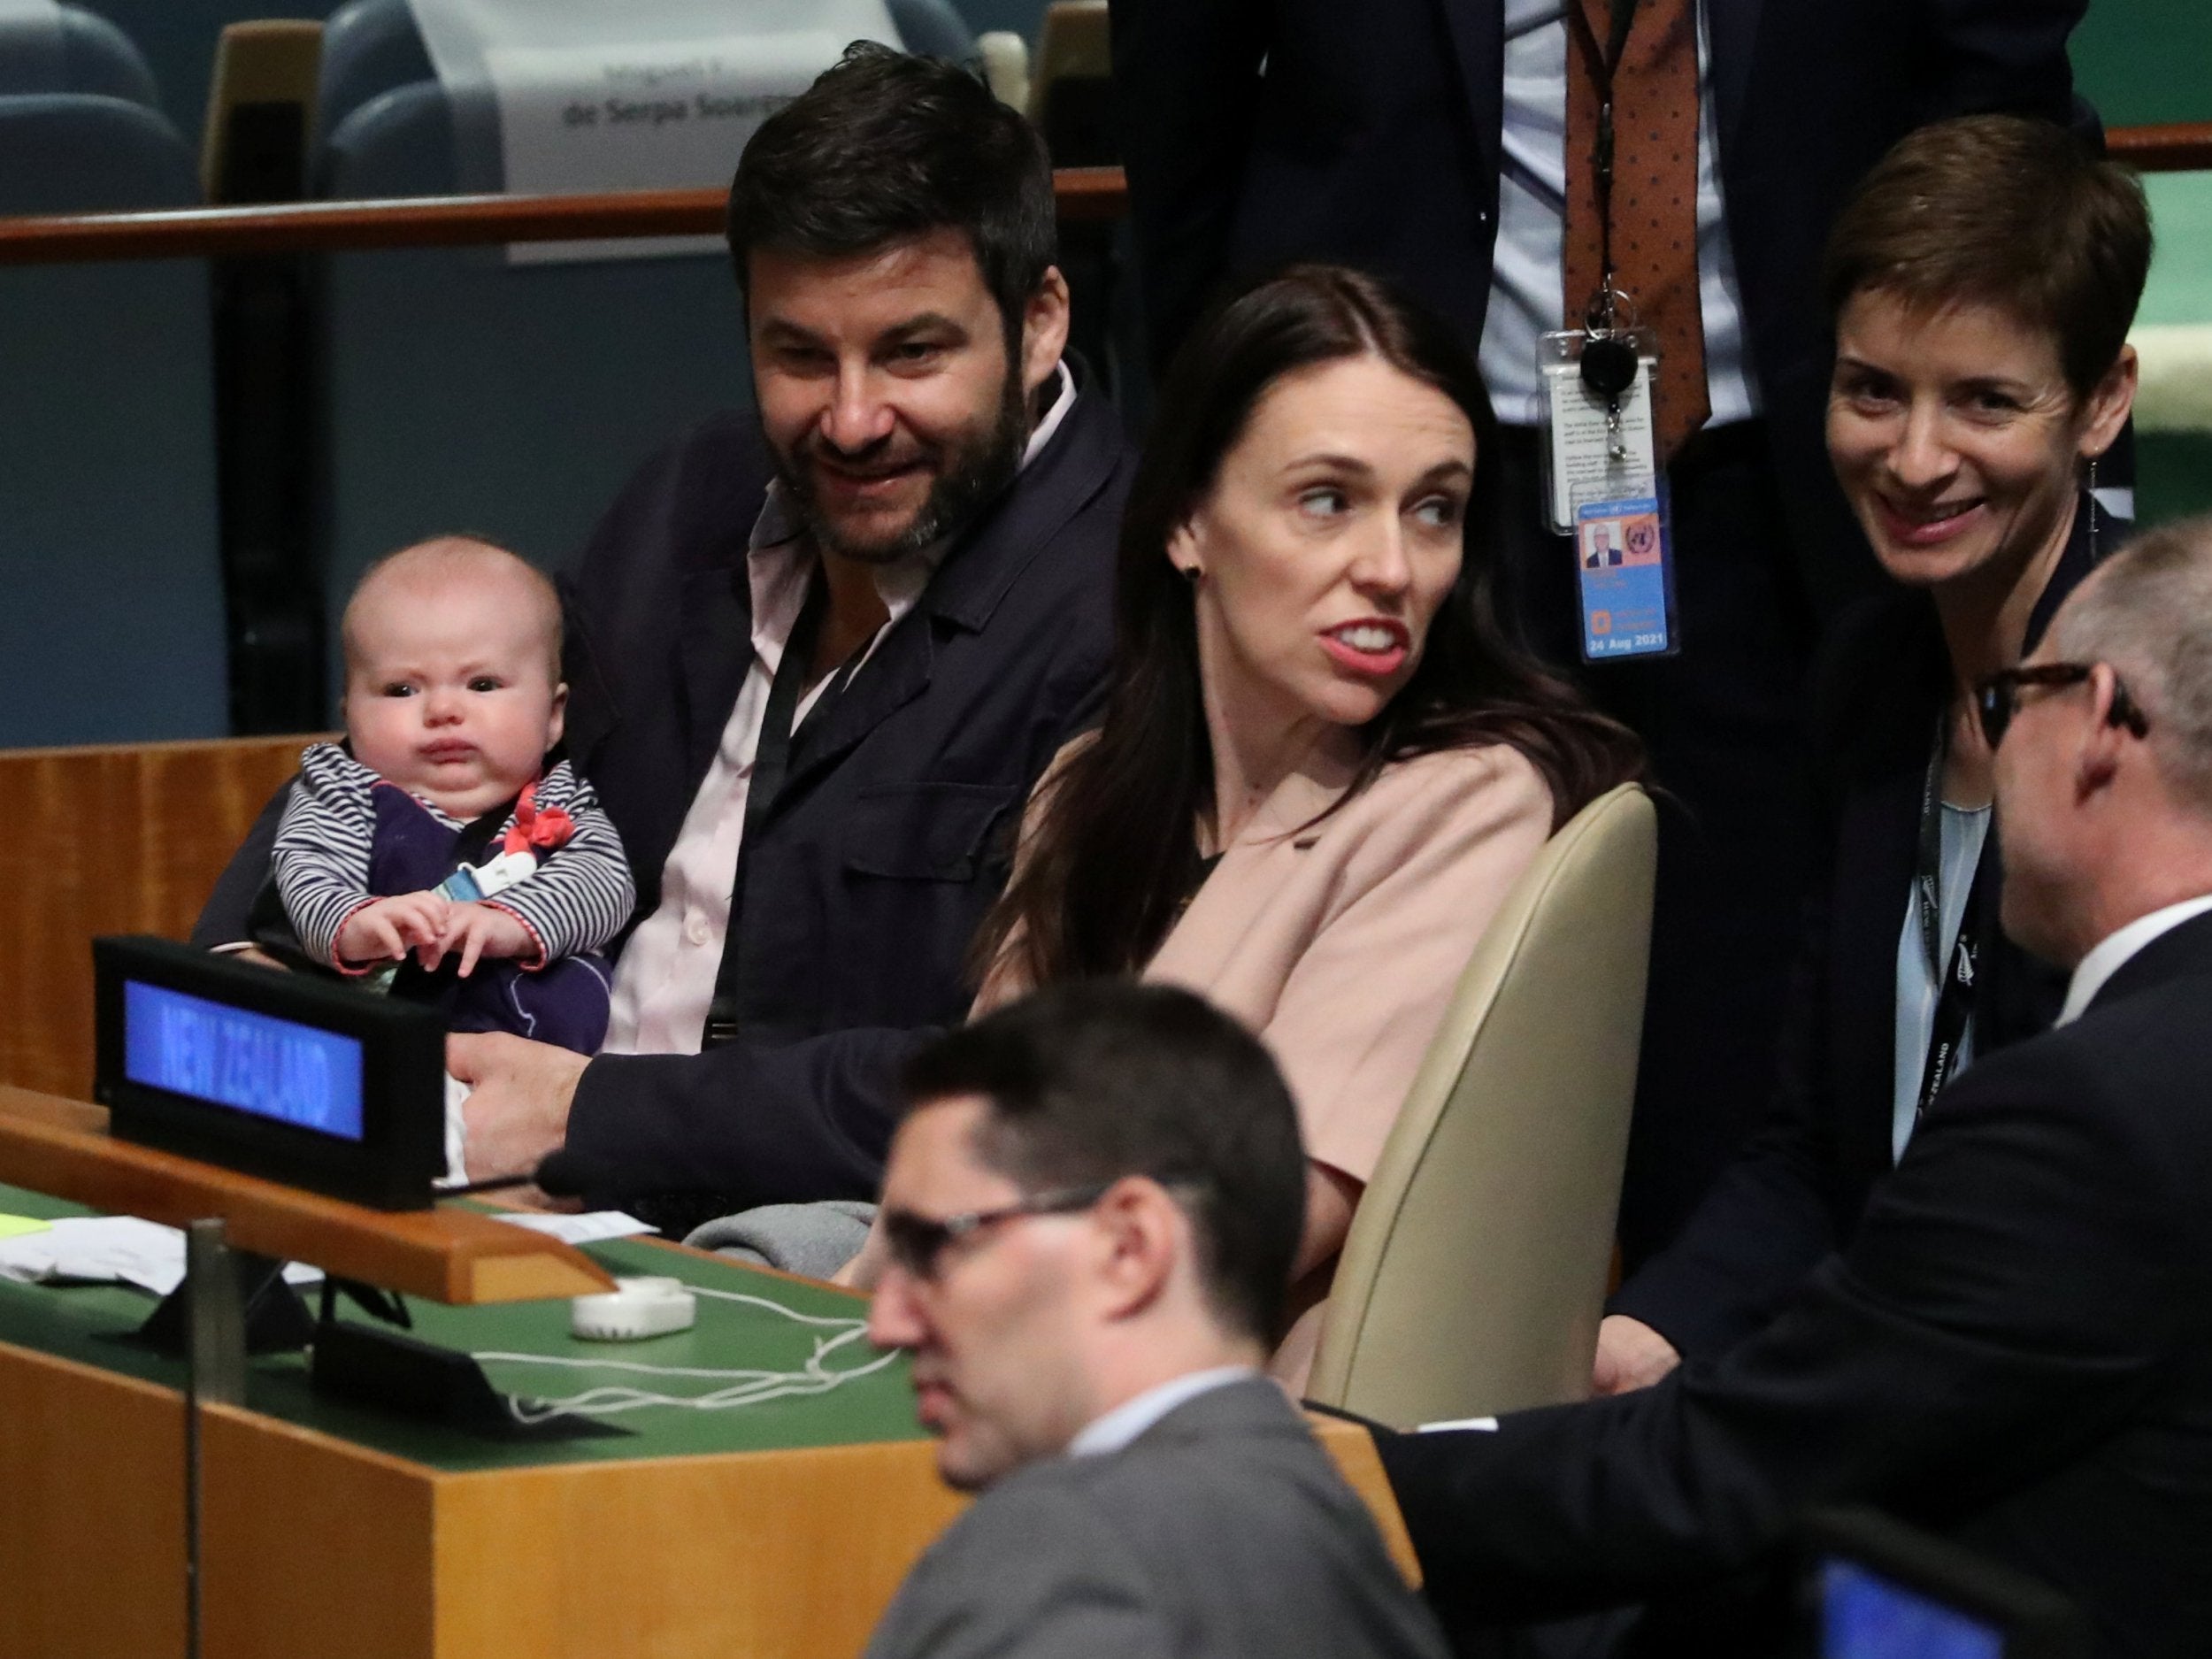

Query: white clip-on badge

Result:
[435,848,539,904]
[1538,318,1679,662]
[1544,0,1685,669]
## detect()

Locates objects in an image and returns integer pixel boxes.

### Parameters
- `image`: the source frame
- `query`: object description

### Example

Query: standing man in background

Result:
[1110,0,2089,1262]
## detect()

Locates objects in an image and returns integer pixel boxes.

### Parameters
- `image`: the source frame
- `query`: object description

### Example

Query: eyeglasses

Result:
[1974,661,2150,749]
[880,1182,1113,1283]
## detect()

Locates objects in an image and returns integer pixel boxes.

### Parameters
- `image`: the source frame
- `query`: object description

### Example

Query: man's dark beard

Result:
[777,370,1029,565]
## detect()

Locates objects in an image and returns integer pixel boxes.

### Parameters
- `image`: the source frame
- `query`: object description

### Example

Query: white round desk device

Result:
[572,1277,698,1341]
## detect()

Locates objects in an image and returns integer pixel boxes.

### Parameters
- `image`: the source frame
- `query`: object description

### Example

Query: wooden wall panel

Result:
[432,1439,970,1659]
[0,734,318,1098]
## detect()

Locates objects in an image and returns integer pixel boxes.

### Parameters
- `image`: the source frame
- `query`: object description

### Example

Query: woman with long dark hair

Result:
[960,265,1641,1379]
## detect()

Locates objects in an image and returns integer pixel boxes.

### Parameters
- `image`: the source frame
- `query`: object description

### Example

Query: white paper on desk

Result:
[0,1216,324,1296]
[491,1210,654,1246]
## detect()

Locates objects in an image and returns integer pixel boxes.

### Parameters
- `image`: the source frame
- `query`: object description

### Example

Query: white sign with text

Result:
[406,0,897,263]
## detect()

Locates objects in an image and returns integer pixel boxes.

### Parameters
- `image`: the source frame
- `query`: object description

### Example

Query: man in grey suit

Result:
[859,982,1447,1659]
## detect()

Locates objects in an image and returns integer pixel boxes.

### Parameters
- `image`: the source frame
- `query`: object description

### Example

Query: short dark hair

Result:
[902,983,1309,1345]
[726,42,1057,342]
[1823,114,2152,400]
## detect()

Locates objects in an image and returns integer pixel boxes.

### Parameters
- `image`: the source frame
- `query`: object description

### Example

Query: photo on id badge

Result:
[1576,494,1673,660]
[1536,326,1677,662]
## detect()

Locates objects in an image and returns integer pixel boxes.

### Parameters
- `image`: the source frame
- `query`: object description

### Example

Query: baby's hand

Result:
[433,902,536,978]
[336,891,449,966]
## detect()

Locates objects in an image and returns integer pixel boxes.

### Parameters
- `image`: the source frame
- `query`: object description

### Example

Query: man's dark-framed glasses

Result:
[1975,662,2149,749]
[882,1183,1114,1283]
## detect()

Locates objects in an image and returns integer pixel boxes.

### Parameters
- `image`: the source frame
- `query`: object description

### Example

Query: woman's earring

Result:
[1181,564,1202,585]
[2088,455,2101,562]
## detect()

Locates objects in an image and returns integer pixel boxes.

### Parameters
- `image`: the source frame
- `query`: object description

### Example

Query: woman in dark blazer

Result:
[1599,114,2151,1384]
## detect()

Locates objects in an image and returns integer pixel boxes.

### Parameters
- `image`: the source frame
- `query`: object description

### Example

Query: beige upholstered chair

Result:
[1306,782,1656,1429]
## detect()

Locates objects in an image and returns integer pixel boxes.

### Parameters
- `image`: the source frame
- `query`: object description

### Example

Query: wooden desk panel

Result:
[4,1339,1411,1659]
[0,1341,186,1659]
[195,1402,1400,1659]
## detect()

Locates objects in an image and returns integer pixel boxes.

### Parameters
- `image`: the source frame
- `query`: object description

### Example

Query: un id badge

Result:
[1538,327,1679,661]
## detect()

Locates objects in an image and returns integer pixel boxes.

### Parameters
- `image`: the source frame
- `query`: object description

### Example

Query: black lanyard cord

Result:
[1564,0,1641,329]
[1913,715,1989,1119]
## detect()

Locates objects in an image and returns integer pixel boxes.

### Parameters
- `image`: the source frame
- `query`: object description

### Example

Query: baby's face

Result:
[342,567,565,820]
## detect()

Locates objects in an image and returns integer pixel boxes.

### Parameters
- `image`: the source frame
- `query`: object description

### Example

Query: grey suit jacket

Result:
[864,1379,1448,1659]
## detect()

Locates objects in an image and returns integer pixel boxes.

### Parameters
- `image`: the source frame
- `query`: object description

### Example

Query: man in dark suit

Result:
[862,981,1448,1659]
[1373,518,2212,1658]
[1110,0,2088,1261]
[193,46,1130,1222]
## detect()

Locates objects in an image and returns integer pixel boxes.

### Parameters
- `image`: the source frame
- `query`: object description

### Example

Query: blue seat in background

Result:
[307,0,978,710]
[0,90,227,748]
[67,0,342,129]
[0,4,161,105]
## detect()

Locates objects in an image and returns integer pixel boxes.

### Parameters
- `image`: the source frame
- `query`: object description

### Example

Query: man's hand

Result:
[1592,1313,1682,1396]
[432,903,536,977]
[449,1032,588,1182]
[834,1214,891,1291]
[336,891,449,965]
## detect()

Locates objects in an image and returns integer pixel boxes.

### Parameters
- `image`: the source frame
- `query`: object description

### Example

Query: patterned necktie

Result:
[1562,0,1710,460]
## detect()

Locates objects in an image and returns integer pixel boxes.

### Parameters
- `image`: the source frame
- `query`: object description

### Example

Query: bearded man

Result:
[196,44,1128,1228]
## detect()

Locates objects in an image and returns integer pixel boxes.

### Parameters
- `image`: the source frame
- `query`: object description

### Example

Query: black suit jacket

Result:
[195,385,1129,1214]
[548,385,1127,1211]
[1112,0,2085,619]
[1609,502,2106,1358]
[1379,910,2212,1659]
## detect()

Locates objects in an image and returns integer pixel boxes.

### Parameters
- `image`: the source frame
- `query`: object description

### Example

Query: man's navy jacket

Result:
[196,381,1130,1217]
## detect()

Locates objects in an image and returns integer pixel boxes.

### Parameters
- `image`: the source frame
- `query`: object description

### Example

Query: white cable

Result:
[685,1285,878,1327]
[493,1347,901,1425]
[474,1284,899,1426]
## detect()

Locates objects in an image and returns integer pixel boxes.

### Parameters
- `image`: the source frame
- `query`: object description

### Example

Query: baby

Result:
[271,537,634,1054]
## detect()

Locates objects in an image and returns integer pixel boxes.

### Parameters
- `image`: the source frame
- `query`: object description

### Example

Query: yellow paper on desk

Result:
[0,1214,51,1240]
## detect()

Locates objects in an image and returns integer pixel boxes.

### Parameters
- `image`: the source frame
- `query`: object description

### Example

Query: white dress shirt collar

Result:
[1064,1365,1257,1459]
[1021,358,1078,465]
[2057,894,2212,1025]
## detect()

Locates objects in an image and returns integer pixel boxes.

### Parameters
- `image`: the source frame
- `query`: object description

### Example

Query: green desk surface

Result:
[0,1183,925,1473]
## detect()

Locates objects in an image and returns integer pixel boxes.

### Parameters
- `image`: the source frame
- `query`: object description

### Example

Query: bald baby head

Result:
[338,537,569,818]
[342,537,564,689]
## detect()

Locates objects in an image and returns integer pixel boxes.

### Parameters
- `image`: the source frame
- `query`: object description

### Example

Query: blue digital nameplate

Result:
[123,979,365,1141]
[1801,1509,2085,1659]
[95,936,445,1210]
[1824,1561,2004,1659]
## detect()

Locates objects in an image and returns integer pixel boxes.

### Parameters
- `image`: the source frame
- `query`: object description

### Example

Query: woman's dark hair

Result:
[904,981,1309,1345]
[976,264,1643,987]
[726,42,1056,348]
[1823,114,2152,399]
